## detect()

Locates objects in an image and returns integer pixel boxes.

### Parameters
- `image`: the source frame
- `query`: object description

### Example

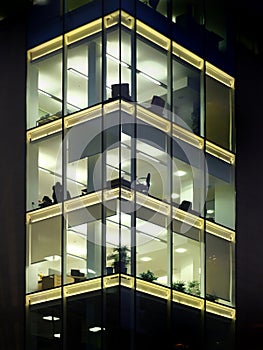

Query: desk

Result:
[41,274,74,290]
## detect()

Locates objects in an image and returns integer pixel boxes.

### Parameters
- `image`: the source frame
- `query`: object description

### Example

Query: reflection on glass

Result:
[66,0,94,13]
[27,50,62,129]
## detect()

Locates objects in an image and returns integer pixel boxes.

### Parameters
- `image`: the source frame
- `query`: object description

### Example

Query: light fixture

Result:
[89,326,105,333]
[106,53,129,68]
[174,170,186,177]
[68,67,88,79]
[138,71,162,86]
[43,316,60,321]
[54,333,61,338]
[140,256,152,262]
[175,248,187,253]
[44,255,61,261]
[207,209,214,214]
[171,193,180,199]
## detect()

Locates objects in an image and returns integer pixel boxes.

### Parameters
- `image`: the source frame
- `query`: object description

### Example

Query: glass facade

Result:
[26,1,236,349]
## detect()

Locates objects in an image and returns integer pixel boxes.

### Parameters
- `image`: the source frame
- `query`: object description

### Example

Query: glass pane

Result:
[172,56,201,135]
[172,230,201,296]
[206,154,235,229]
[27,133,62,211]
[206,75,233,150]
[206,233,233,304]
[137,35,168,118]
[67,33,102,111]
[106,28,132,101]
[27,215,62,293]
[136,209,168,286]
[27,49,62,129]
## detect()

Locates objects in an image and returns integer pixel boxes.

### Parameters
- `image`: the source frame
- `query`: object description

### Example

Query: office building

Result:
[0,1,262,349]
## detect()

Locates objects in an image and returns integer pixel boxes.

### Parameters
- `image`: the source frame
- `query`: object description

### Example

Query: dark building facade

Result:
[0,1,262,349]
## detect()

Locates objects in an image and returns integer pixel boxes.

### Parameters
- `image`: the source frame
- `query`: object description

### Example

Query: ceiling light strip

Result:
[206,301,236,319]
[136,20,170,50]
[121,11,135,29]
[206,62,235,88]
[27,119,62,142]
[28,36,63,61]
[172,207,204,229]
[173,124,204,150]
[120,274,135,288]
[137,106,171,133]
[104,11,120,28]
[172,42,203,70]
[206,141,235,164]
[206,221,235,242]
[26,204,62,224]
[65,18,102,46]
[172,290,204,309]
[136,192,170,216]
[136,279,170,300]
[64,191,102,213]
[26,288,62,306]
[64,104,102,128]
[103,274,120,288]
[64,278,102,297]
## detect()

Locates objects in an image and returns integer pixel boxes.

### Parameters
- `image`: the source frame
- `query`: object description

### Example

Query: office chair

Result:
[179,200,192,211]
[149,95,165,114]
[111,83,131,100]
[135,172,151,194]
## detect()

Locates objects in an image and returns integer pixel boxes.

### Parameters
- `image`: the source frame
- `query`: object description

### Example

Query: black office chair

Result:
[135,172,151,194]
[179,200,192,212]
[149,95,165,114]
[111,83,131,100]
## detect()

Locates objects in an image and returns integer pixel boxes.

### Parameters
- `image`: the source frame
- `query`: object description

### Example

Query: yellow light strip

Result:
[103,100,121,114]
[172,42,203,70]
[121,188,134,201]
[26,276,235,319]
[27,119,62,143]
[26,204,62,224]
[64,104,102,129]
[206,62,235,88]
[206,141,235,164]
[65,278,102,297]
[136,279,170,300]
[64,191,102,213]
[27,36,63,61]
[121,11,134,29]
[65,18,102,46]
[136,20,170,50]
[26,288,62,305]
[206,221,235,242]
[120,274,135,289]
[104,188,120,201]
[172,207,204,230]
[173,123,204,149]
[172,290,204,309]
[104,10,120,28]
[206,301,236,319]
[137,105,171,133]
[136,192,170,216]
[103,274,120,288]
